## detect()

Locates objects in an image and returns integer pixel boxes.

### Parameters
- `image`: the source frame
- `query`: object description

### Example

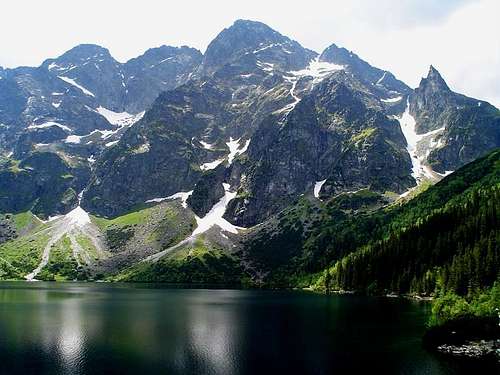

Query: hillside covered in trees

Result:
[315,149,499,296]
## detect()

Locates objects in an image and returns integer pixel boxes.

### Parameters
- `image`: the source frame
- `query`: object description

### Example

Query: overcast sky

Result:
[1,0,499,106]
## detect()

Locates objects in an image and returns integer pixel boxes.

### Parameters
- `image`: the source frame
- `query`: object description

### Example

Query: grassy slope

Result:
[0,219,49,280]
[114,233,246,284]
[0,200,197,280]
[37,235,81,281]
[92,202,195,253]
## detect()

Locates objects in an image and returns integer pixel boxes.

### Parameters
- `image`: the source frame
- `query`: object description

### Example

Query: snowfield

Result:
[96,106,144,127]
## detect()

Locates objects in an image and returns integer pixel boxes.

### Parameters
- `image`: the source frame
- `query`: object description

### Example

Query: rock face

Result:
[122,45,202,112]
[0,152,86,217]
[82,82,226,217]
[224,71,413,226]
[0,215,16,244]
[82,19,317,217]
[187,166,226,217]
[410,66,500,173]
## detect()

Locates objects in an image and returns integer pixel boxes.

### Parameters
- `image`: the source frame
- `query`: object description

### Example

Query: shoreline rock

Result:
[437,339,500,361]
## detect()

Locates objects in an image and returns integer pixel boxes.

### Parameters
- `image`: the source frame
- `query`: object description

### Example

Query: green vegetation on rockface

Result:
[11,211,40,234]
[423,284,500,348]
[75,235,100,262]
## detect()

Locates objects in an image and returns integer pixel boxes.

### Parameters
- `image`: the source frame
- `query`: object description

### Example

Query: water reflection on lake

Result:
[0,283,492,375]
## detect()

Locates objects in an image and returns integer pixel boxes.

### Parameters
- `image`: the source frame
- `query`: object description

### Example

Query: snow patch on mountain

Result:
[199,140,214,150]
[376,71,387,85]
[64,108,145,145]
[145,184,244,263]
[96,106,144,127]
[58,76,95,97]
[146,191,193,208]
[227,138,251,164]
[105,140,119,147]
[381,96,402,103]
[66,206,91,227]
[314,179,327,198]
[28,121,71,132]
[280,76,301,113]
[277,57,344,115]
[200,159,224,171]
[192,183,242,236]
[65,135,83,144]
[398,101,447,184]
[256,61,275,72]
[290,57,344,86]
[25,191,92,281]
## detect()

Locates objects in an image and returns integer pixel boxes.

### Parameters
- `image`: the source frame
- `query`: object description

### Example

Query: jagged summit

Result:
[419,65,450,91]
[200,19,315,75]
[319,43,411,96]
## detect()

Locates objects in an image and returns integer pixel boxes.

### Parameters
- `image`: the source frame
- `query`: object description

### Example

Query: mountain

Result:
[0,42,201,152]
[82,20,421,219]
[320,43,411,107]
[224,70,413,226]
[82,19,319,217]
[0,20,498,287]
[123,45,202,112]
[200,19,316,75]
[409,66,500,173]
[240,148,500,290]
[0,43,202,217]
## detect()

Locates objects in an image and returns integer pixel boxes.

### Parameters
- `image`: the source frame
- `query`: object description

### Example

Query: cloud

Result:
[349,0,476,30]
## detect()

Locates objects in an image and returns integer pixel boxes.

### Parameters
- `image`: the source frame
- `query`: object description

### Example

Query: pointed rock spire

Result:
[420,65,450,91]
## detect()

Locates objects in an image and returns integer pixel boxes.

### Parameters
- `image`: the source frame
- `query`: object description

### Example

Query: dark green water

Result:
[0,283,492,375]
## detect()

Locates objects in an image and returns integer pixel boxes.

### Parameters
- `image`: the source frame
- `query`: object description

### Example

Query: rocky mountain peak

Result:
[319,43,411,96]
[200,19,312,75]
[53,44,113,64]
[41,43,117,76]
[320,43,356,64]
[419,65,450,92]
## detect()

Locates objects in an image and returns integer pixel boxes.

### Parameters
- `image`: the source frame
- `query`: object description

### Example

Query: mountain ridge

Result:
[0,20,498,287]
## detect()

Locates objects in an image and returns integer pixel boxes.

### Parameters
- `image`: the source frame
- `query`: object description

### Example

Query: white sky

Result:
[1,0,499,106]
